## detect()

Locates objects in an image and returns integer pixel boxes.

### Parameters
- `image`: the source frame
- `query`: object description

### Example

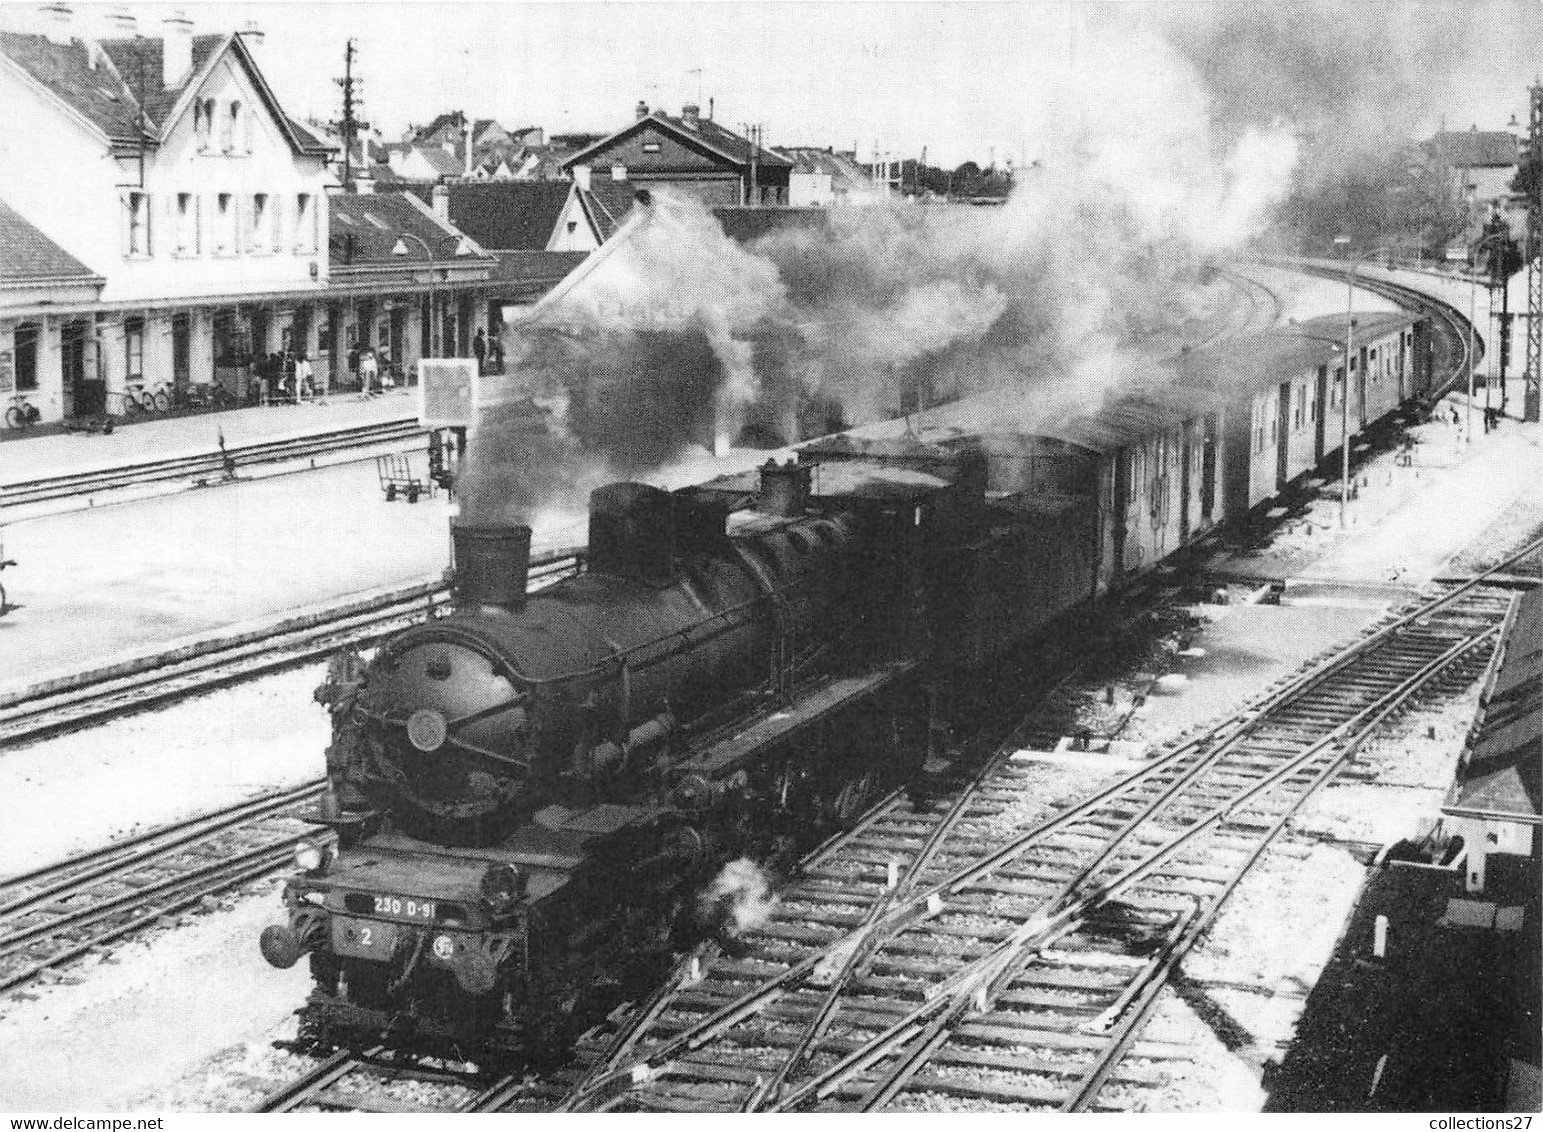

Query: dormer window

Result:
[223,101,241,153]
[196,98,215,151]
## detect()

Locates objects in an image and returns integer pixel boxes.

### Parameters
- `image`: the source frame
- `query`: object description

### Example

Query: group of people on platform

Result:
[245,328,506,406]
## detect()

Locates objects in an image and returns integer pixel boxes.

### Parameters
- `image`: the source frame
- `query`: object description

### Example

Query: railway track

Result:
[1290,263,1475,401]
[248,1046,516,1113]
[549,548,1532,1113]
[1,417,425,510]
[0,780,328,997]
[0,548,583,748]
[0,555,584,993]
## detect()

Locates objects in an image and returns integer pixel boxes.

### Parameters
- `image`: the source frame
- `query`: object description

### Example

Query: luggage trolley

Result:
[376,452,429,503]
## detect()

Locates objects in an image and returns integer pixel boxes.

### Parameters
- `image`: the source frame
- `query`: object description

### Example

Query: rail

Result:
[1,417,424,509]
[0,547,584,747]
[556,537,1537,1112]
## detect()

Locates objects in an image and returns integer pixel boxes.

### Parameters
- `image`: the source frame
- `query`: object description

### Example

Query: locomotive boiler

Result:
[259,450,991,1058]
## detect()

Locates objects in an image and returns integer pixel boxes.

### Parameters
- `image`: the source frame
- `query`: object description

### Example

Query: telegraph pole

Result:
[333,39,369,194]
[1526,81,1543,421]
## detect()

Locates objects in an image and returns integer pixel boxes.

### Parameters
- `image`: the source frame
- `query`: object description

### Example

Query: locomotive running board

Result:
[678,659,920,780]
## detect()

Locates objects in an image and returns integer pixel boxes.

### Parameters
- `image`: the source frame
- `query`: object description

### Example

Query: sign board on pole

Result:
[418,358,478,428]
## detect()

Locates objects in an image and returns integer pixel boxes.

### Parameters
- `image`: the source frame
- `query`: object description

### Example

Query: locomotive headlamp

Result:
[294,839,327,873]
[407,708,448,752]
[479,863,526,912]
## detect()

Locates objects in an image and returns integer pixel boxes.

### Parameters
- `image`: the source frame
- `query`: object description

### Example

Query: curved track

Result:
[551,545,1533,1113]
[1290,263,1475,403]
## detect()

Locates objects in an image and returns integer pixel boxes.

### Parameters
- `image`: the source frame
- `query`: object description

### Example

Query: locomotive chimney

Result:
[450,518,532,609]
[758,458,811,517]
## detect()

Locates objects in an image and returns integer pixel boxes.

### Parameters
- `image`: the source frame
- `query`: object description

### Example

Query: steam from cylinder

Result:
[696,858,778,943]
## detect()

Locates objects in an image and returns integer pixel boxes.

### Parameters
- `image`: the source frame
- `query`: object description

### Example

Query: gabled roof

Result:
[561,108,792,172]
[329,191,492,269]
[487,250,590,293]
[1445,586,1541,823]
[712,206,829,245]
[0,28,332,155]
[1427,129,1519,169]
[412,144,465,178]
[446,181,574,251]
[98,33,222,125]
[0,196,104,286]
[0,29,144,141]
[578,178,641,240]
[782,146,878,185]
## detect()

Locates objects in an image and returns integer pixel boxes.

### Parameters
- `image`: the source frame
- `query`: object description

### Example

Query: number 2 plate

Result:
[332,916,397,961]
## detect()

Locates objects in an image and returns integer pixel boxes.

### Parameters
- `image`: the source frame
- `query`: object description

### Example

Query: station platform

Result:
[0,388,420,487]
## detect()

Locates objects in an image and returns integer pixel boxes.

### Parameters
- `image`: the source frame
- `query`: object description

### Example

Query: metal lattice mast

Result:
[1525,82,1543,421]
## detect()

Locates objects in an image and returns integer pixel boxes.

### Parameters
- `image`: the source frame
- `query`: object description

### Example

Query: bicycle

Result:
[145,381,174,412]
[5,395,40,430]
[125,382,162,413]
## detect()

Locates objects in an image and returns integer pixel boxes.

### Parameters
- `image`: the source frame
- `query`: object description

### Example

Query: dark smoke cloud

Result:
[1159,2,1480,184]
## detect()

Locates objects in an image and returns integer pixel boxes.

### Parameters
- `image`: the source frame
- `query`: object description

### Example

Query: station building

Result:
[0,7,584,424]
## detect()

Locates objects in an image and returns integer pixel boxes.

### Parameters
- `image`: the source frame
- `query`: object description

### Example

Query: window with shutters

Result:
[294,193,315,252]
[215,193,234,254]
[175,193,199,255]
[270,195,285,253]
[124,191,150,256]
[251,193,269,252]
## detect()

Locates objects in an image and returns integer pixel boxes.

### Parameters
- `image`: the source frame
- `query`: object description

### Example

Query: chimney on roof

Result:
[708,96,713,121]
[239,18,263,54]
[465,117,474,177]
[105,5,136,38]
[161,9,193,88]
[38,2,73,45]
[682,103,700,130]
[635,100,649,119]
[432,182,449,221]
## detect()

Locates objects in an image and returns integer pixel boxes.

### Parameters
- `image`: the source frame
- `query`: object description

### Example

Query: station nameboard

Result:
[418,359,478,428]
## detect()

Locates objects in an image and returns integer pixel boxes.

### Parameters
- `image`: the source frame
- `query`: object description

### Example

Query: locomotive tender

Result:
[258,304,1431,1061]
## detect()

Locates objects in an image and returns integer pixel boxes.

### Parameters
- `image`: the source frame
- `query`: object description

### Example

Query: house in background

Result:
[444,180,595,252]
[1425,126,1521,217]
[781,146,887,206]
[562,102,792,206]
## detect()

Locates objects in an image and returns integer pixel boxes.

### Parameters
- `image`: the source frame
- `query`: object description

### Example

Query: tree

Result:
[952,161,983,198]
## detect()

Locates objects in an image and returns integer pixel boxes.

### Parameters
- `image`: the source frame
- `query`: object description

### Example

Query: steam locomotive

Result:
[257,291,1434,1061]
[258,437,1078,1059]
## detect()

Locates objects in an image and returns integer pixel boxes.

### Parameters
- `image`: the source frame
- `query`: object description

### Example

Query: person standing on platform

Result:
[473,328,488,374]
[489,335,504,374]
[295,353,315,401]
[359,347,379,397]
